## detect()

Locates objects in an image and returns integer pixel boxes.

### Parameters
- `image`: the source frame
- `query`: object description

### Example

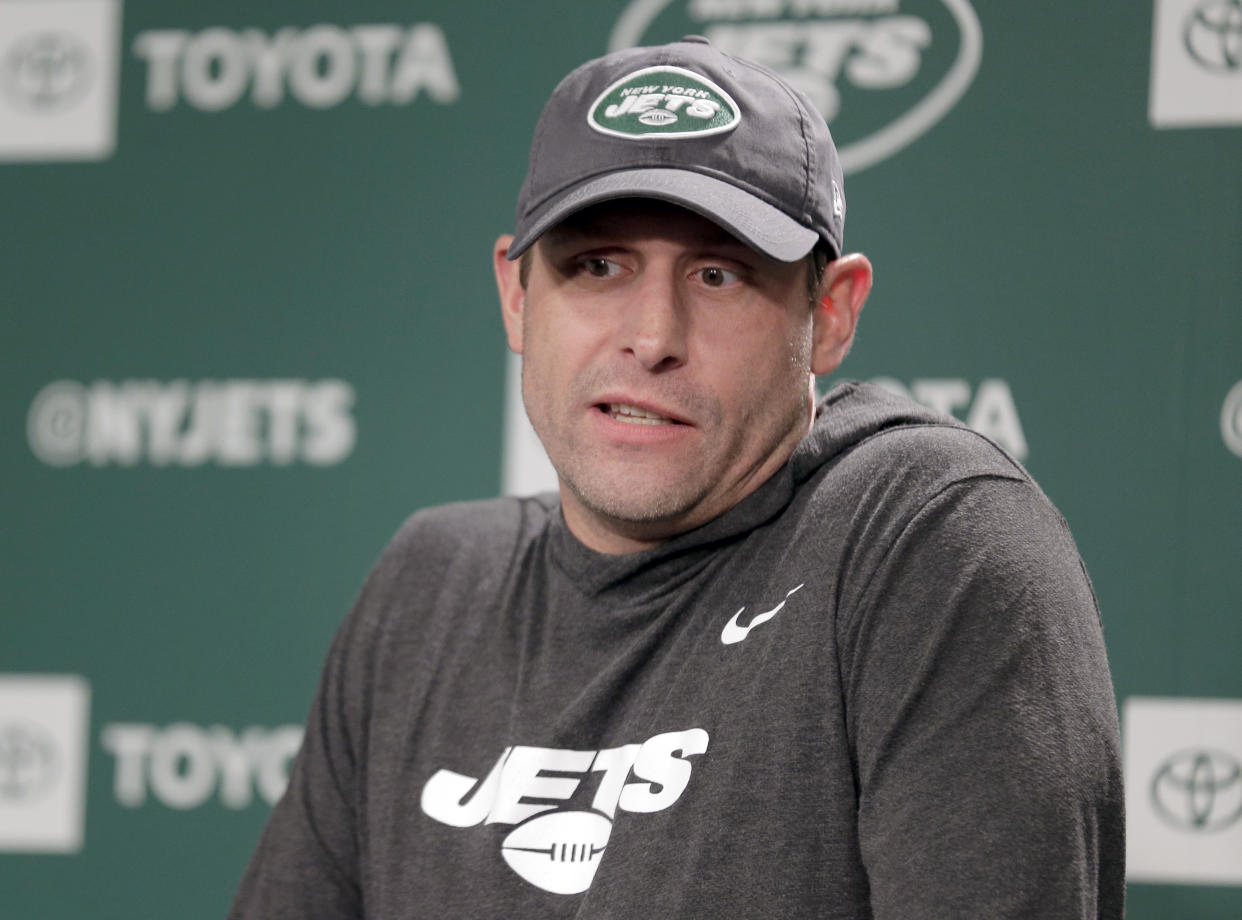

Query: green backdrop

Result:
[2,0,1240,916]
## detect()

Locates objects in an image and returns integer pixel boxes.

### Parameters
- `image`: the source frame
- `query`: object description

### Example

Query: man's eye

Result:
[697,266,740,287]
[582,258,619,278]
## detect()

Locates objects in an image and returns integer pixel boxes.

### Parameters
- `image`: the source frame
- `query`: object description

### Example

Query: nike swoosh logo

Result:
[720,584,804,645]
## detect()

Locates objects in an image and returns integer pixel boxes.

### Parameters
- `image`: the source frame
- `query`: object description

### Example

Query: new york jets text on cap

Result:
[507,36,845,264]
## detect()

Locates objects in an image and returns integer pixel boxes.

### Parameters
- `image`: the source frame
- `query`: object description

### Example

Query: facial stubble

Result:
[519,309,815,533]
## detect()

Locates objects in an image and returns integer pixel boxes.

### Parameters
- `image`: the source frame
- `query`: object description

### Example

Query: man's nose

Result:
[620,271,689,372]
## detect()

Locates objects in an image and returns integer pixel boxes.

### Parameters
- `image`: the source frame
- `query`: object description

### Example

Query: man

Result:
[231,37,1124,918]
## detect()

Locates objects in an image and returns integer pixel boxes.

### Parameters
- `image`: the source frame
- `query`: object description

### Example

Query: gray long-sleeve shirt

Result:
[231,382,1125,918]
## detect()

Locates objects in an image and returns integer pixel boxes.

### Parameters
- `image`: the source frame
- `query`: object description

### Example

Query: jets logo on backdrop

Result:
[421,728,709,894]
[609,0,982,172]
[589,66,740,138]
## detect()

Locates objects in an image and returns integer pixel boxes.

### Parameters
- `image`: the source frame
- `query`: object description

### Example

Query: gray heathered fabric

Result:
[230,381,1125,919]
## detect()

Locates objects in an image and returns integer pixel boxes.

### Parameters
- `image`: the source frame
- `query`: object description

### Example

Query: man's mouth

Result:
[602,403,683,426]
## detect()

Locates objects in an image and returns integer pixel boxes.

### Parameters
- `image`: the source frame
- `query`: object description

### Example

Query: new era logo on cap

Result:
[588,66,740,139]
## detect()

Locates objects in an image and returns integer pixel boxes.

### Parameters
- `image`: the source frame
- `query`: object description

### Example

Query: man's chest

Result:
[353,558,869,917]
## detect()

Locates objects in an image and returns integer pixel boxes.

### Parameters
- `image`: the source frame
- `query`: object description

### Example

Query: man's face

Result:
[506,200,819,553]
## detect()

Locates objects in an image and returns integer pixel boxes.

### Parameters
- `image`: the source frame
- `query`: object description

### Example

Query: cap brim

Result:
[506,168,820,263]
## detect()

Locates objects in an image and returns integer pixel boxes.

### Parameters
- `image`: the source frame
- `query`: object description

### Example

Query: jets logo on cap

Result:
[588,65,740,139]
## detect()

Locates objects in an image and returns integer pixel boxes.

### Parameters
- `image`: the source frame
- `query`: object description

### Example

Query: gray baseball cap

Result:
[507,36,845,264]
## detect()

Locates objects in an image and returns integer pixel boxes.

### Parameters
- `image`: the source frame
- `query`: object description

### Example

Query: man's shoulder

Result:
[383,492,559,565]
[783,384,1074,571]
[341,493,559,637]
[807,382,1033,502]
[848,417,1028,484]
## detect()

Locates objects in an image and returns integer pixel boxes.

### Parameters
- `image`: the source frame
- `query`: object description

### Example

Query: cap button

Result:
[680,35,711,44]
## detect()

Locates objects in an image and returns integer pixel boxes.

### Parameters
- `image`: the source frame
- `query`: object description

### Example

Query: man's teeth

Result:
[607,403,674,425]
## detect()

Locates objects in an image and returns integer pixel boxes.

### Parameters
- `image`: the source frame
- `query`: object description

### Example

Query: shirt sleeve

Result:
[837,475,1125,919]
[228,605,371,920]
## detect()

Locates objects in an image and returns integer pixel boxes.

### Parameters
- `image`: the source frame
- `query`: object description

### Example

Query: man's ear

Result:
[811,253,873,376]
[494,234,524,354]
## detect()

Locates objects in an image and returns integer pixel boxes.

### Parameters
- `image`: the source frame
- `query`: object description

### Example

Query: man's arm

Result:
[229,613,368,920]
[839,475,1125,919]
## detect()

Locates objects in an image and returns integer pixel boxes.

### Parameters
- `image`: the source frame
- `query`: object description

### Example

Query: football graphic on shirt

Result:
[500,810,613,894]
